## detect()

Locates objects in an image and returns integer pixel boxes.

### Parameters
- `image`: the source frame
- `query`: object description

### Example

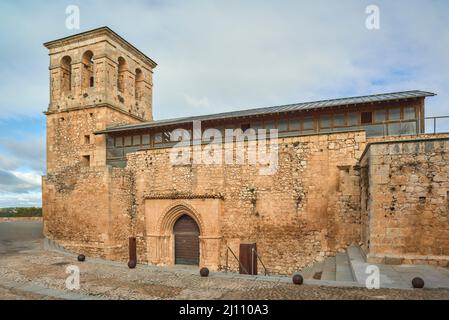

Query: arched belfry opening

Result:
[173,214,200,265]
[135,68,144,101]
[60,56,72,93]
[117,57,127,93]
[81,50,94,89]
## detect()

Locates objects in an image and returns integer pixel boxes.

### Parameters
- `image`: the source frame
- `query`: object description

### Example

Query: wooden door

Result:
[174,215,200,265]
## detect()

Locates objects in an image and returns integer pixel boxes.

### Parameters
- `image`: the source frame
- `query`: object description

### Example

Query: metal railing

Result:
[319,116,449,138]
[224,246,269,276]
[423,116,449,135]
[251,247,269,276]
[224,246,249,274]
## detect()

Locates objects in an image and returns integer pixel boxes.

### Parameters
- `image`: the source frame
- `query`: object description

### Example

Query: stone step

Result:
[335,252,354,282]
[311,261,324,280]
[301,265,315,279]
[321,257,336,281]
[347,245,368,284]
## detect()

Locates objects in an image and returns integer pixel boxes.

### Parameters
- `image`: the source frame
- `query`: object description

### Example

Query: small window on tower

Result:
[90,76,94,87]
[82,155,90,167]
[84,135,90,144]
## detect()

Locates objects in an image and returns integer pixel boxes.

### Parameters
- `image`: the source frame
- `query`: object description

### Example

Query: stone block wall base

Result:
[367,253,449,267]
[55,240,128,261]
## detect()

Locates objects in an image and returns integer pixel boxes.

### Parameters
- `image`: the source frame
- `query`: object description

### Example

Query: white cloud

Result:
[0,0,448,120]
[184,95,210,110]
[11,171,41,187]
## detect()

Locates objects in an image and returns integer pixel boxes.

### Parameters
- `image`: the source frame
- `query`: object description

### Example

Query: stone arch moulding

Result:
[157,201,205,237]
[144,197,222,269]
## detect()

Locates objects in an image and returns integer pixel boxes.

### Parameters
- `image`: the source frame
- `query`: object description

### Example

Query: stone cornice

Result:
[144,193,224,200]
[43,26,157,69]
[43,103,146,122]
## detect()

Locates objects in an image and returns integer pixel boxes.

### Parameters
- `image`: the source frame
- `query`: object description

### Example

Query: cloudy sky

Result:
[0,0,448,207]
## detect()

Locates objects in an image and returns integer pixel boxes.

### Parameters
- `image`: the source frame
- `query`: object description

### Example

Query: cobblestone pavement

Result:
[1,221,449,300]
[2,247,449,300]
[0,285,55,300]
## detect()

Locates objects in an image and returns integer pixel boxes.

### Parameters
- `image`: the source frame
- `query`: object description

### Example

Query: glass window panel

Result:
[361,112,372,124]
[124,136,132,146]
[154,132,162,143]
[303,117,314,130]
[132,135,141,146]
[277,119,288,132]
[404,107,416,120]
[115,136,123,147]
[107,148,124,159]
[388,123,401,136]
[264,121,276,130]
[400,122,417,135]
[142,134,150,145]
[124,146,141,155]
[107,136,114,148]
[320,114,332,128]
[334,114,346,127]
[251,122,263,130]
[364,124,386,137]
[163,131,171,142]
[348,112,359,126]
[374,110,386,123]
[289,119,300,131]
[389,108,401,121]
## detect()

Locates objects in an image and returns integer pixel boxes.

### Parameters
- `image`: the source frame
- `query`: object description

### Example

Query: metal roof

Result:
[96,90,435,134]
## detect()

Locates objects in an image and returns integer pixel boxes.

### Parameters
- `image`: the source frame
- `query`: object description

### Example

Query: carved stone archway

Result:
[144,198,222,269]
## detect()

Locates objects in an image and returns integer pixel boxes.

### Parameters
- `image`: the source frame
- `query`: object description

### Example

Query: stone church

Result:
[42,27,449,274]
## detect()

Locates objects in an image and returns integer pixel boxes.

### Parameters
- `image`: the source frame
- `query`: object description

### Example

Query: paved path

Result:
[0,220,43,255]
[2,221,449,300]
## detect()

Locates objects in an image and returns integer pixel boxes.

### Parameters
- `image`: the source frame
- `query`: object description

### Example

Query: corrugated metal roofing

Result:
[96,90,435,134]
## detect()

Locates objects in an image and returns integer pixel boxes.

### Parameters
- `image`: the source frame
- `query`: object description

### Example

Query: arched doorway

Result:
[173,214,200,265]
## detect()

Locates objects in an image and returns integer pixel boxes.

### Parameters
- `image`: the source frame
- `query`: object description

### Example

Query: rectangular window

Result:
[154,132,162,144]
[303,117,314,130]
[132,135,141,146]
[365,124,385,137]
[142,134,150,145]
[374,110,386,123]
[277,119,288,132]
[289,119,301,131]
[163,131,171,143]
[84,135,91,145]
[388,122,417,136]
[320,114,332,128]
[82,155,90,167]
[361,112,373,124]
[124,136,132,146]
[403,106,416,120]
[115,136,123,147]
[107,136,114,148]
[107,148,124,159]
[264,121,276,130]
[389,108,401,121]
[348,112,359,126]
[334,114,346,127]
[251,122,263,131]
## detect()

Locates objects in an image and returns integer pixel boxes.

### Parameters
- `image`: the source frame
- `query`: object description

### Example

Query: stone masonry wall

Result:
[360,137,449,266]
[127,131,367,274]
[43,107,140,259]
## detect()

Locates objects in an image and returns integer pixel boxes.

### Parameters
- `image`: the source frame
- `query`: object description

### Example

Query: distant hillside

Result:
[0,207,42,217]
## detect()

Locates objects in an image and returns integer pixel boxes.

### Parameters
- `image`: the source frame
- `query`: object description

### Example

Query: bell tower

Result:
[44,26,156,120]
[43,27,157,173]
